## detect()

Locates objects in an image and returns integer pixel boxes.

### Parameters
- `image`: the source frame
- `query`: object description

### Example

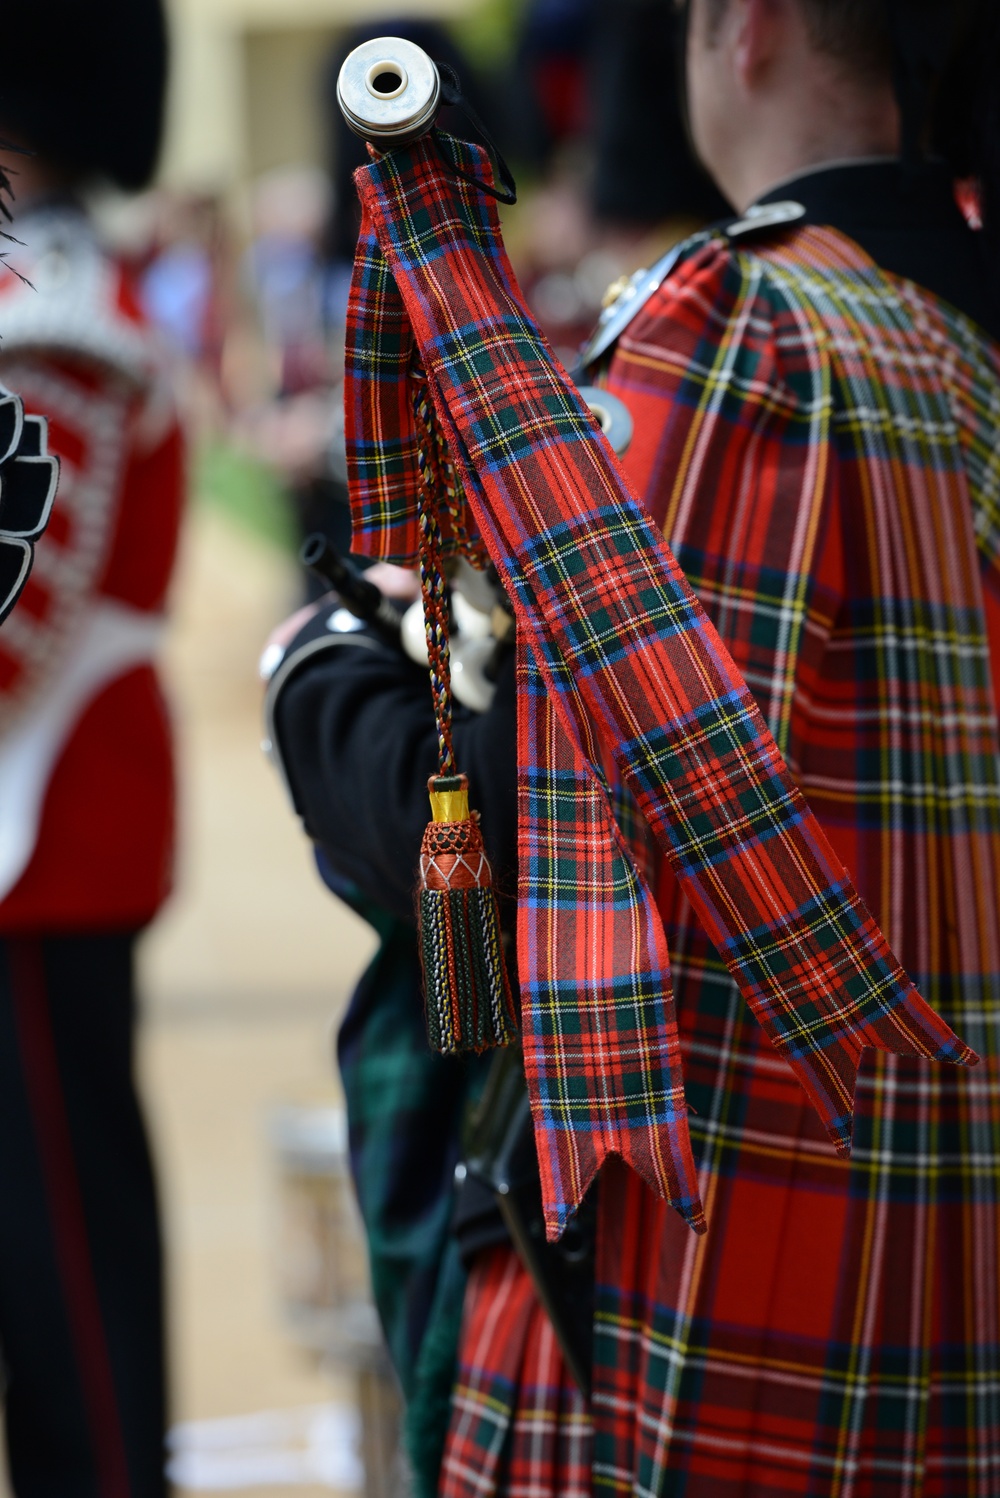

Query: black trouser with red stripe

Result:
[0,934,167,1498]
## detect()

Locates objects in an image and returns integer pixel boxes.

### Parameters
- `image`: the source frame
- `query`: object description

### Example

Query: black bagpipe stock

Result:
[300,532,402,644]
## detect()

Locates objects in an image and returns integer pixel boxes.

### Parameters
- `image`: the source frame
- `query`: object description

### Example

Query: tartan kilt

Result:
[592,1015,1000,1496]
[440,1246,591,1497]
[444,1050,1000,1498]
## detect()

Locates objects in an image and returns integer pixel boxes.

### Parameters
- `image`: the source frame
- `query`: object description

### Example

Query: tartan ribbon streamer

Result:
[344,133,977,1239]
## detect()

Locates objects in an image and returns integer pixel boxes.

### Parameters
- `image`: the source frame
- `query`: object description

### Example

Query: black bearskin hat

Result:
[0,0,168,191]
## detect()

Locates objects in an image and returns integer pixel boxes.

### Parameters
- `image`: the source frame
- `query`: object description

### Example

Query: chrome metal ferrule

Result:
[336,37,442,146]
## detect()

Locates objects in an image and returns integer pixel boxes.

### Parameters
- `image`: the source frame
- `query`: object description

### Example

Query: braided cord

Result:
[414,383,456,777]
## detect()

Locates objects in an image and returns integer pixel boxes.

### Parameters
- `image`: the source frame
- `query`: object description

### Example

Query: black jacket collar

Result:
[757,159,1000,343]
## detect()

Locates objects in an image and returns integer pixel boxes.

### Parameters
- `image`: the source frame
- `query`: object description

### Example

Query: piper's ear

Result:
[733,0,787,89]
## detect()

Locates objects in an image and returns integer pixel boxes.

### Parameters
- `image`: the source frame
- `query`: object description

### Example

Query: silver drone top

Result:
[336,36,441,146]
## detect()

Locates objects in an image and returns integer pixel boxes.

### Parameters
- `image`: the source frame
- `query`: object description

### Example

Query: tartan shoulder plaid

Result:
[344,134,976,1241]
[583,222,1000,1495]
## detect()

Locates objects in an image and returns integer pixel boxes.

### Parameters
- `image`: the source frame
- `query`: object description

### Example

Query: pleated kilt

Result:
[441,1246,591,1497]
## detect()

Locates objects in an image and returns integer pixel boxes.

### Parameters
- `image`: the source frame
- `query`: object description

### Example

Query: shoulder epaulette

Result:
[580,199,806,370]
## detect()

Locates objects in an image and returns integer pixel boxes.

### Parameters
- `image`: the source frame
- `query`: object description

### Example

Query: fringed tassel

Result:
[418,774,516,1054]
[413,377,515,1054]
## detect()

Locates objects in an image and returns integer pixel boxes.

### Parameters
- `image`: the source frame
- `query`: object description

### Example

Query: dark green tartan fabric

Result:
[326,874,487,1487]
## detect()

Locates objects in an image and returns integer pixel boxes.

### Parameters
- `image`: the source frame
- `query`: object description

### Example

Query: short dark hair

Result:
[703,0,891,78]
[799,1,892,75]
[698,0,1000,271]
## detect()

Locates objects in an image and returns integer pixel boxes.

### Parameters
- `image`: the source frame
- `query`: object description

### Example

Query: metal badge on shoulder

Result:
[724,199,806,238]
[578,201,806,372]
[580,236,710,371]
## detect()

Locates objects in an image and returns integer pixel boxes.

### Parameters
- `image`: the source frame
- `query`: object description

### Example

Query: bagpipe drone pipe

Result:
[334,37,977,1245]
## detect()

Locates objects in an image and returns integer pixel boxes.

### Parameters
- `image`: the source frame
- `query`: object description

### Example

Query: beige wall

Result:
[161,0,478,192]
[241,26,338,180]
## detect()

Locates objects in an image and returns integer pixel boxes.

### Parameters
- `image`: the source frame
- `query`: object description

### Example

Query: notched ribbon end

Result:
[543,1181,708,1243]
[942,1040,981,1068]
[880,977,980,1066]
[542,1155,604,1246]
[817,1020,981,1161]
[864,998,981,1072]
[787,970,981,1156]
[539,1139,708,1243]
[686,1203,709,1237]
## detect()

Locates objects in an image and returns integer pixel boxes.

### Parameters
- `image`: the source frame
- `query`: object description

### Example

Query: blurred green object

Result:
[196,439,297,552]
[450,0,523,68]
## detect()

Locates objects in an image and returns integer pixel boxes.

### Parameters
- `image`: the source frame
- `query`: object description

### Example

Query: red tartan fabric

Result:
[584,228,1000,1495]
[344,135,975,1244]
[440,1246,591,1498]
[435,221,1000,1496]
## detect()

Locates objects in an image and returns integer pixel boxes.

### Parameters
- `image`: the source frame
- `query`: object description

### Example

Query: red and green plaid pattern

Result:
[344,134,975,1242]
[436,225,1000,1495]
[439,1246,591,1497]
[585,226,1000,1492]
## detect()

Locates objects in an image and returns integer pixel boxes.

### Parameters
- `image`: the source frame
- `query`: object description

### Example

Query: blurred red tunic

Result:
[0,204,184,932]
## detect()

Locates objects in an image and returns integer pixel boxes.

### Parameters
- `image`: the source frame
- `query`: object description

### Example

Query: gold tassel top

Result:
[428,773,470,824]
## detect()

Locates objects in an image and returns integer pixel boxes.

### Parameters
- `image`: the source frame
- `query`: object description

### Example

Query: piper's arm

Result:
[265,610,517,925]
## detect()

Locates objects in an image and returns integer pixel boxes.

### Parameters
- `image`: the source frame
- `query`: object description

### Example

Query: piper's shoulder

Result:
[648,201,810,298]
[584,203,807,369]
[657,226,816,339]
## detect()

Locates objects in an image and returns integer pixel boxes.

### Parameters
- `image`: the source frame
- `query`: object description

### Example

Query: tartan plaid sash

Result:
[344,134,976,1239]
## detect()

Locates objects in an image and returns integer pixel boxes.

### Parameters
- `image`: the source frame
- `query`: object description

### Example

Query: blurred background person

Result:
[232,163,344,585]
[137,189,233,442]
[0,1,183,1492]
[501,0,726,362]
[236,17,499,589]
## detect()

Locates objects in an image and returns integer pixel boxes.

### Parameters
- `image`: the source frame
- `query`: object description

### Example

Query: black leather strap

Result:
[432,61,518,205]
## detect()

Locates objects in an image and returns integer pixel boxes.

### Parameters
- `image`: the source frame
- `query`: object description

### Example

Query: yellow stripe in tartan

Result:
[450,1383,514,1421]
